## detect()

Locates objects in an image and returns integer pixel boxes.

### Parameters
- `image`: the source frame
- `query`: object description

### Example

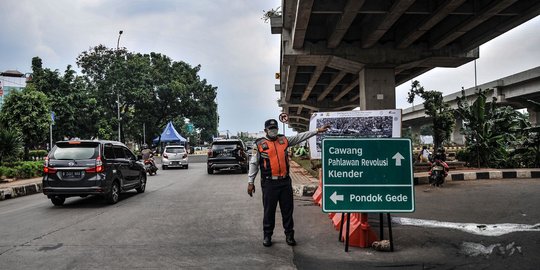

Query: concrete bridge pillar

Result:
[528,107,540,126]
[359,68,395,110]
[451,117,465,145]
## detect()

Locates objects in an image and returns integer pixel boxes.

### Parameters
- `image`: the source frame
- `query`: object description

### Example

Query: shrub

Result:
[0,167,17,179]
[0,161,43,179]
[455,149,468,163]
[29,150,48,160]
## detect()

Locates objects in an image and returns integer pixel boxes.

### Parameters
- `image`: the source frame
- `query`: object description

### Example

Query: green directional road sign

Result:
[322,138,415,213]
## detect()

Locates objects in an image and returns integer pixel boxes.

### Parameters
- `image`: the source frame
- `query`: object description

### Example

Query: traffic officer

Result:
[247,119,329,247]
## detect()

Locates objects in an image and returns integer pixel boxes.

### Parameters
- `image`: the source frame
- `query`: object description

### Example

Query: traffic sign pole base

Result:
[341,213,378,248]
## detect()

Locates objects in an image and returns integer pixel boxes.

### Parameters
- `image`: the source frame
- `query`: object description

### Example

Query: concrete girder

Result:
[398,0,467,49]
[292,0,314,49]
[459,1,540,52]
[288,115,310,122]
[431,0,519,50]
[283,31,478,68]
[361,0,415,49]
[317,71,347,101]
[301,63,326,101]
[285,65,297,101]
[283,0,298,30]
[283,100,358,113]
[333,78,359,102]
[327,0,366,49]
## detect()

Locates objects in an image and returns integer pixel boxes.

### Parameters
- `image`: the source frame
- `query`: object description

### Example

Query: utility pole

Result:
[117,30,123,142]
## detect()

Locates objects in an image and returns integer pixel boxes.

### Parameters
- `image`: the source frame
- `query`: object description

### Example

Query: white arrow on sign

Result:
[392,152,405,166]
[330,191,344,204]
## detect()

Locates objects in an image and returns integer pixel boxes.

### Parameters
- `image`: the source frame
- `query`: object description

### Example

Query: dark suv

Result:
[207,139,248,174]
[42,140,147,206]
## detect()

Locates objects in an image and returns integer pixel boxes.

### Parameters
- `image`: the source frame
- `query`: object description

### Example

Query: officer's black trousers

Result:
[261,177,294,237]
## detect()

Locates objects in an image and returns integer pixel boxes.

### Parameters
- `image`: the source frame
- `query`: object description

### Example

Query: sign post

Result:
[279,112,288,136]
[322,138,414,213]
[49,112,55,150]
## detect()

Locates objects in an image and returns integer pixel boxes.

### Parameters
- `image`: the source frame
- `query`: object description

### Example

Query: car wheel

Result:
[207,167,213,174]
[106,181,120,204]
[136,174,147,193]
[242,166,248,173]
[162,165,167,170]
[185,165,189,169]
[50,196,65,206]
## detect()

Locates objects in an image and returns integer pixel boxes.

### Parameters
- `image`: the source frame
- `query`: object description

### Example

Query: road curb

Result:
[293,184,318,197]
[0,183,43,201]
[414,169,540,185]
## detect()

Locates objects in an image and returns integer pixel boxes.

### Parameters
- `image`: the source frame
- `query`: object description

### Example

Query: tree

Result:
[76,46,218,144]
[455,88,530,168]
[0,127,23,164]
[0,85,51,159]
[515,126,540,167]
[407,81,454,151]
[419,125,433,136]
[515,99,540,167]
[30,57,98,141]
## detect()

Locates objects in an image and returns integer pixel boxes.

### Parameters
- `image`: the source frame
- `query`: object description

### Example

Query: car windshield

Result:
[165,147,185,153]
[212,143,241,150]
[51,145,99,160]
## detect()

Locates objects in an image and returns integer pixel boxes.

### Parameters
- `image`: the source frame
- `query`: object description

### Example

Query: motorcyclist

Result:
[430,147,449,177]
[141,145,157,169]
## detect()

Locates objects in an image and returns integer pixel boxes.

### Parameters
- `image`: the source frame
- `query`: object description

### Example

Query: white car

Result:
[161,145,189,169]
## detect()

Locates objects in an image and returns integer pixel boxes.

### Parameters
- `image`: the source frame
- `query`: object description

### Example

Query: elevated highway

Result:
[402,66,540,144]
[271,0,540,131]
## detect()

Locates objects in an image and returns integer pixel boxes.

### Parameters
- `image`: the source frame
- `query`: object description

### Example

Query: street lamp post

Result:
[117,30,123,142]
[117,30,123,50]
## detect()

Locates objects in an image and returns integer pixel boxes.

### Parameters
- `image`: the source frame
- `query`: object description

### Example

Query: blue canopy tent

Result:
[152,121,187,146]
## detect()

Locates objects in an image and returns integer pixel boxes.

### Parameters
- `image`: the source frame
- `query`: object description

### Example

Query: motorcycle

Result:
[429,159,448,187]
[144,158,158,176]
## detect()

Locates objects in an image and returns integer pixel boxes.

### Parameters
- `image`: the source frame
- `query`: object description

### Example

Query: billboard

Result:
[308,110,402,159]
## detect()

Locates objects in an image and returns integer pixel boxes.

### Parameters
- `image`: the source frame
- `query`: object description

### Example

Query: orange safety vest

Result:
[256,136,289,180]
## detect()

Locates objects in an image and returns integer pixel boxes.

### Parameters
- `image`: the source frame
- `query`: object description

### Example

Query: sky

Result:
[0,1,539,136]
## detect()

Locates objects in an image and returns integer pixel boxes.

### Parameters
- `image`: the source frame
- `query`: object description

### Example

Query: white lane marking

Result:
[392,217,540,236]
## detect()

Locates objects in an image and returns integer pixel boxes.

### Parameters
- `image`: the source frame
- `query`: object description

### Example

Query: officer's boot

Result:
[263,235,272,247]
[285,231,296,246]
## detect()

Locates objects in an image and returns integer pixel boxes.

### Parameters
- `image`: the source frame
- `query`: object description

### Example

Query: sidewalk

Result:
[290,161,540,197]
[0,177,42,200]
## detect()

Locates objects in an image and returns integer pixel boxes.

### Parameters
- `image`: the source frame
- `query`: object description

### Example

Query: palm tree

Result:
[0,128,23,164]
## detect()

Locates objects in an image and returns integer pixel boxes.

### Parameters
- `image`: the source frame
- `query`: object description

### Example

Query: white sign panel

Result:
[308,110,402,159]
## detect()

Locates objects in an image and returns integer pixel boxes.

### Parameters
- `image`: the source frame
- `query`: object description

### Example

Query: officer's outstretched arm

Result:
[247,149,260,197]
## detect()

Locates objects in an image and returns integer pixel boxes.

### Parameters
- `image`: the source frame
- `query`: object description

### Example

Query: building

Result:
[0,70,28,109]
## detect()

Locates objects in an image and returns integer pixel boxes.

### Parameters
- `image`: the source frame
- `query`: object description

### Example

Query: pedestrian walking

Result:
[247,119,329,247]
[419,145,431,162]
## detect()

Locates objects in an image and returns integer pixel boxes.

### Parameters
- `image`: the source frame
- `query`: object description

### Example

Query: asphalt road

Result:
[0,162,539,269]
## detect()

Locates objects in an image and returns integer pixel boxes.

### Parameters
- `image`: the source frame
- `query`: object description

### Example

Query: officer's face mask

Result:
[267,128,279,139]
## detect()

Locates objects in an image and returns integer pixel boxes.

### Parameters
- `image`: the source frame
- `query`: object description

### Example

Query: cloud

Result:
[1,0,536,136]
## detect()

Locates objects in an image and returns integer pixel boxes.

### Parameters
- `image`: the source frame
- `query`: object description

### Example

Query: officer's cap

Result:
[265,119,278,129]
